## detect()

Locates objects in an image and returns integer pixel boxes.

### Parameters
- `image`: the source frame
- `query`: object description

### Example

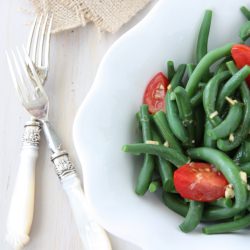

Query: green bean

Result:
[122,144,189,167]
[174,86,193,122]
[190,83,205,107]
[165,91,189,144]
[157,157,175,192]
[208,102,243,140]
[203,71,231,126]
[240,162,250,176]
[179,201,204,233]
[203,213,250,234]
[152,111,182,152]
[167,60,175,81]
[149,180,161,193]
[151,126,164,144]
[234,210,247,221]
[203,192,250,221]
[170,64,186,90]
[135,111,141,127]
[216,66,250,112]
[203,119,216,148]
[151,130,175,192]
[162,192,188,217]
[186,43,234,97]
[203,207,243,221]
[226,60,238,74]
[234,145,245,165]
[152,129,174,189]
[186,64,196,78]
[234,139,250,164]
[215,56,232,74]
[239,21,250,41]
[203,193,250,220]
[241,6,250,20]
[162,185,250,222]
[210,198,233,208]
[196,10,212,63]
[135,105,155,196]
[140,105,152,141]
[174,86,195,146]
[187,147,248,209]
[217,79,250,151]
[194,105,205,147]
[135,153,154,195]
[216,62,228,74]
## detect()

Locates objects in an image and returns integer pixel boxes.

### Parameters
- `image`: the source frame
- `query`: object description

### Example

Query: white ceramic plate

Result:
[73,0,250,249]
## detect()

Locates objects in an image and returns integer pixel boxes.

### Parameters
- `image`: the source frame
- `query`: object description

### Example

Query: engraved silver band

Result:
[51,151,76,181]
[22,120,41,147]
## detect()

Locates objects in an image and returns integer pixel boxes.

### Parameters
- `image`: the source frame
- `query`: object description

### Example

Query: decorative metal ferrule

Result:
[22,120,41,147]
[51,150,76,181]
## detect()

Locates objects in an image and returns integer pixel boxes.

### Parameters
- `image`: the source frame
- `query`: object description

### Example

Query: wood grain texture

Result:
[0,0,156,249]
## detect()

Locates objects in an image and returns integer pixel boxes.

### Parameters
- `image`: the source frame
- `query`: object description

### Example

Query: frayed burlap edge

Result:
[29,0,150,33]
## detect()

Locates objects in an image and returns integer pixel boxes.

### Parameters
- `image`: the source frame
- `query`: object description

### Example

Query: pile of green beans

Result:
[122,7,250,234]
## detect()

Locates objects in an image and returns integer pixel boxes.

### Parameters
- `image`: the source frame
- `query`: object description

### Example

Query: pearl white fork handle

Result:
[51,152,112,250]
[6,120,41,250]
[42,120,112,249]
[62,174,112,250]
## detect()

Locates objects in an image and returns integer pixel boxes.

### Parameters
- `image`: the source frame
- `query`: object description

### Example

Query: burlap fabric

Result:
[29,0,150,33]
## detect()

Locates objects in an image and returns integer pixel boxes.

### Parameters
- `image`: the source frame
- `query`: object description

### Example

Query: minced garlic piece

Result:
[239,171,248,184]
[146,140,160,145]
[229,133,234,142]
[225,96,237,105]
[164,141,169,147]
[247,185,250,191]
[167,84,172,90]
[146,140,159,145]
[209,111,218,119]
[159,84,165,90]
[225,184,235,199]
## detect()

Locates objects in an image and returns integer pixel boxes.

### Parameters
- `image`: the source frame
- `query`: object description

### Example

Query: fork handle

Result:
[51,151,112,250]
[6,120,41,250]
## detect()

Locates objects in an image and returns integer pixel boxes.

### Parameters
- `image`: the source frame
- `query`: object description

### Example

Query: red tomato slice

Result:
[173,162,228,202]
[231,44,250,86]
[143,72,169,114]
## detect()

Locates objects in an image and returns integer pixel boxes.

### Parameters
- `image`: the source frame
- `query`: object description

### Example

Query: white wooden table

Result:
[0,0,156,249]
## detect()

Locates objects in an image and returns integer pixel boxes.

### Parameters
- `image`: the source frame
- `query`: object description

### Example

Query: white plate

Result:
[73,1,250,249]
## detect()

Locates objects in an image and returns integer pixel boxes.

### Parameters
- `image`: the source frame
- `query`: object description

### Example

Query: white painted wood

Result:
[0,0,156,249]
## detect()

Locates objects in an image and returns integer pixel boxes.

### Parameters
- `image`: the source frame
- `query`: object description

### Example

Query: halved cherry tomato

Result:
[173,162,228,202]
[231,44,250,86]
[143,72,169,114]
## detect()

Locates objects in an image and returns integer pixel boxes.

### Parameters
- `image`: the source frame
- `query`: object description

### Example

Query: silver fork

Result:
[7,48,112,249]
[27,14,53,83]
[6,15,52,250]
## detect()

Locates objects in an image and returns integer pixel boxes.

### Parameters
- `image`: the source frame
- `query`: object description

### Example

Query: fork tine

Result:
[6,52,23,98]
[11,50,29,100]
[22,46,43,89]
[7,51,29,103]
[27,16,38,57]
[37,14,49,67]
[16,47,35,89]
[43,14,53,68]
[30,15,43,64]
[22,47,48,102]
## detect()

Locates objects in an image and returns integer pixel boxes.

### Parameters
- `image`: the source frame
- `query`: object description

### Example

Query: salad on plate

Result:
[123,6,250,234]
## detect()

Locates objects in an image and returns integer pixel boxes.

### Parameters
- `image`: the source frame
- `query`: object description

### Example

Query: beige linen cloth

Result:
[29,0,150,33]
